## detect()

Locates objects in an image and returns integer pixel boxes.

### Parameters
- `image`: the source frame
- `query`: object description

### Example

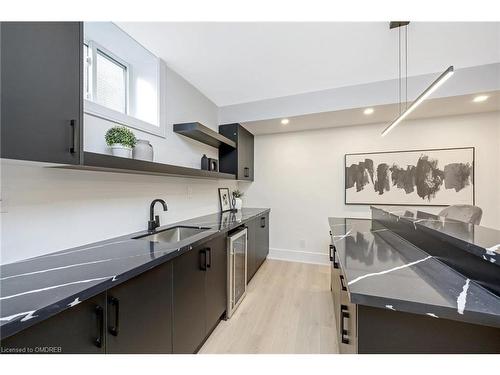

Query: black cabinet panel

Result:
[106,262,173,354]
[1,22,82,164]
[172,245,207,354]
[172,235,228,353]
[255,213,270,269]
[246,219,257,282]
[0,293,106,354]
[205,235,227,333]
[219,123,254,181]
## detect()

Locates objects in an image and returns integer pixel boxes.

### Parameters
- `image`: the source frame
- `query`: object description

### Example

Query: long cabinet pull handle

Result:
[339,274,347,291]
[340,305,350,344]
[108,297,120,336]
[206,248,212,268]
[94,305,104,348]
[331,245,339,269]
[200,249,207,271]
[244,167,250,178]
[69,119,77,154]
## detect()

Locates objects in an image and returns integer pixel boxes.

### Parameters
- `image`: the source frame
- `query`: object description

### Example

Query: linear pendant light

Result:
[382,21,455,136]
[381,66,454,136]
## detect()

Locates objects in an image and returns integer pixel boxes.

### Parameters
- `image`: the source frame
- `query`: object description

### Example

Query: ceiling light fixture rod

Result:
[381,66,454,137]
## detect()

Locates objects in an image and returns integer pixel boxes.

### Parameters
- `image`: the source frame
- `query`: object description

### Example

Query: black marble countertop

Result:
[329,217,500,328]
[0,208,270,339]
[371,206,500,264]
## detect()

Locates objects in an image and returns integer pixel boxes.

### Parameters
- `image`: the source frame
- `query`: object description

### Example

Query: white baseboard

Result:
[267,247,330,265]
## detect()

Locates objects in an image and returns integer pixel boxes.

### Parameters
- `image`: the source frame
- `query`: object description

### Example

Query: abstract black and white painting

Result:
[345,147,474,206]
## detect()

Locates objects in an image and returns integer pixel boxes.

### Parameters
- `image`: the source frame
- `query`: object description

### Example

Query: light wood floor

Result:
[199,259,339,354]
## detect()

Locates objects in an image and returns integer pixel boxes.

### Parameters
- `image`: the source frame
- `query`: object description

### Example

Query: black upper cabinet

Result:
[219,123,254,181]
[172,235,227,354]
[0,22,82,164]
[0,293,106,354]
[105,261,173,354]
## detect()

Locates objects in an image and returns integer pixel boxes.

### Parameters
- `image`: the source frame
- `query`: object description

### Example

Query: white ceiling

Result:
[242,91,500,135]
[118,22,500,106]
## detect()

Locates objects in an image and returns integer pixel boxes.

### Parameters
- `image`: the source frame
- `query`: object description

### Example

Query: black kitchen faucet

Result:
[148,199,168,232]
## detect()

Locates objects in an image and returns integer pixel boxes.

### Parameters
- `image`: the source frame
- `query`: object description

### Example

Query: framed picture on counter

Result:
[218,188,232,212]
[344,147,475,206]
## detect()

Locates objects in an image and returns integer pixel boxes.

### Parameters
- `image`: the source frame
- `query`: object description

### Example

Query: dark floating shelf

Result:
[174,122,237,149]
[52,152,236,180]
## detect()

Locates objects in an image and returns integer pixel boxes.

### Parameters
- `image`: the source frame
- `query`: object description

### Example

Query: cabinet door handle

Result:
[200,249,207,271]
[329,245,339,269]
[260,216,266,228]
[69,119,77,154]
[94,305,104,348]
[244,167,250,178]
[340,305,350,344]
[206,248,212,268]
[108,296,120,336]
[340,274,347,291]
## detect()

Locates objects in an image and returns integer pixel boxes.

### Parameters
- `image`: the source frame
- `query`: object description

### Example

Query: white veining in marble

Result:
[485,244,500,255]
[332,230,352,242]
[426,313,439,318]
[348,256,433,286]
[457,278,470,315]
[0,276,115,301]
[68,297,81,307]
[385,305,395,311]
[0,259,115,281]
[0,310,37,322]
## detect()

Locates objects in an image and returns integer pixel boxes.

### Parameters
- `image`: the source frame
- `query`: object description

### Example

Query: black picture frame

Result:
[218,188,232,212]
[344,146,475,207]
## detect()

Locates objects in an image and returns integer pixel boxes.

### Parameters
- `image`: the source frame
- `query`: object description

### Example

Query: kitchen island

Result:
[328,207,500,353]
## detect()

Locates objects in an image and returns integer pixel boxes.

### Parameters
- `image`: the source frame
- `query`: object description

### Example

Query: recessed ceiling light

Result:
[473,95,489,103]
[281,118,289,125]
[363,108,374,115]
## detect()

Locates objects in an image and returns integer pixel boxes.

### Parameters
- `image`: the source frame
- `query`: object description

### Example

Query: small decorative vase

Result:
[234,197,243,210]
[201,154,209,170]
[133,139,154,161]
[110,144,132,158]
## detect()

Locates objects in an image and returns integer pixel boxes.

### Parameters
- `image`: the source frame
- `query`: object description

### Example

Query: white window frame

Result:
[83,39,165,138]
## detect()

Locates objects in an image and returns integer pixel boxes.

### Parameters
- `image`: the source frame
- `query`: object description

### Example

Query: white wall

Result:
[85,64,219,168]
[241,111,500,265]
[0,65,236,265]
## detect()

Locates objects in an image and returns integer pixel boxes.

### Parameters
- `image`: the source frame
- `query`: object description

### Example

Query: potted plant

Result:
[105,126,137,158]
[232,190,244,211]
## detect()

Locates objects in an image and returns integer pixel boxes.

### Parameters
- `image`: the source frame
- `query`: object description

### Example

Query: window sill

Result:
[84,100,165,138]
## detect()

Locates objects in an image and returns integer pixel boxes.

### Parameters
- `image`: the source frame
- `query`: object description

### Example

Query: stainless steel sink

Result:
[133,226,210,243]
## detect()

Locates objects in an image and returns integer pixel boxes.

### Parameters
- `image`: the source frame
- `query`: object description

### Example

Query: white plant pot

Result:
[110,144,132,158]
[234,197,243,210]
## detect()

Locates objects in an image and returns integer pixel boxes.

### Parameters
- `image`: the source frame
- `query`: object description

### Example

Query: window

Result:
[83,22,162,136]
[84,43,129,114]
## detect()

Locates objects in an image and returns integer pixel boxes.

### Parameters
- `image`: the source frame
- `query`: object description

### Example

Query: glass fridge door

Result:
[231,229,247,310]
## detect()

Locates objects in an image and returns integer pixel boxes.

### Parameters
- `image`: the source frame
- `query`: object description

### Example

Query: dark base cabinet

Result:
[357,305,500,354]
[172,235,228,354]
[255,213,269,270]
[106,262,173,354]
[246,219,258,282]
[331,254,500,354]
[246,213,270,283]
[0,294,106,354]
